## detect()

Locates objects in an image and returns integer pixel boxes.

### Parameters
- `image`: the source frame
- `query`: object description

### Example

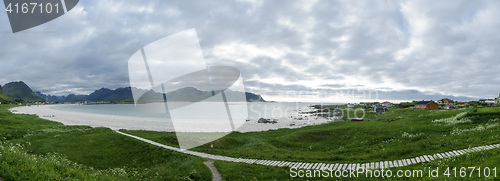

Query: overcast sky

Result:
[1,0,500,102]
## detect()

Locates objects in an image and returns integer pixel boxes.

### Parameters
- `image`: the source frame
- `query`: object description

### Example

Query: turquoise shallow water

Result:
[50,102,340,120]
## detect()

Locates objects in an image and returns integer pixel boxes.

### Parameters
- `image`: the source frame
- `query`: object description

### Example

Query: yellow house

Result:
[456,102,469,107]
[414,101,439,110]
[437,98,454,106]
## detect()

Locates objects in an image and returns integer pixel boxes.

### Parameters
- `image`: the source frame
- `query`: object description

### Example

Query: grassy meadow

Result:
[1,103,499,180]
[0,105,211,180]
[125,106,500,163]
[124,105,500,180]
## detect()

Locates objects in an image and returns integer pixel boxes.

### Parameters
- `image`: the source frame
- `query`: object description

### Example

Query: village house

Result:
[370,102,381,108]
[374,105,388,113]
[380,101,393,107]
[437,98,454,106]
[481,99,496,106]
[414,101,439,110]
[456,102,469,107]
[443,105,455,110]
[398,102,414,108]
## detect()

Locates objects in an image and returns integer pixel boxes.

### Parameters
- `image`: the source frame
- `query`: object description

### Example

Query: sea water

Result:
[50,102,339,120]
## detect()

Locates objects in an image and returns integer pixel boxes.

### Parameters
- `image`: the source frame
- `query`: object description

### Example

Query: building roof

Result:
[439,98,453,102]
[415,101,434,105]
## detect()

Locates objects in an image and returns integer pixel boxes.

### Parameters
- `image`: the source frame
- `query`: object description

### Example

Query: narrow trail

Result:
[204,161,222,181]
[116,130,500,171]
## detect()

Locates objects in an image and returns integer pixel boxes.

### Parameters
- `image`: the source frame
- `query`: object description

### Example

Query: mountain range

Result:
[0,81,266,103]
[36,87,266,103]
[35,87,133,103]
[19,81,266,103]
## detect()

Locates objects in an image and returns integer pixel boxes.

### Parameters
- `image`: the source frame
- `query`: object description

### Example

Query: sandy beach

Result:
[11,105,175,132]
[10,105,340,133]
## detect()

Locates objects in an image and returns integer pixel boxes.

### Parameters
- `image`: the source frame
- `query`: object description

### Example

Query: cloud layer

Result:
[1,0,499,102]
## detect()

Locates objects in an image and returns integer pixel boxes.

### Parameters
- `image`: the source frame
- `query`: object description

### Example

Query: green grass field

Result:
[1,104,500,180]
[125,107,500,163]
[475,106,500,113]
[124,106,500,180]
[0,105,211,180]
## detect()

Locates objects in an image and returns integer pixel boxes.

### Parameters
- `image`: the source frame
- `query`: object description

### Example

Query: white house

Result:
[444,105,455,110]
[485,99,495,106]
[381,101,393,107]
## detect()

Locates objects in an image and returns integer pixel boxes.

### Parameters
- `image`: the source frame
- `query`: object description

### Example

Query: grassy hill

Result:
[0,105,211,180]
[123,106,500,180]
[2,81,44,102]
[131,107,500,163]
[0,85,14,103]
[0,92,14,103]
[2,103,499,180]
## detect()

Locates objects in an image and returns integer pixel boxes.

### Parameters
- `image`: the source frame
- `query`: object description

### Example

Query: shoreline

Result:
[10,105,175,132]
[10,105,340,133]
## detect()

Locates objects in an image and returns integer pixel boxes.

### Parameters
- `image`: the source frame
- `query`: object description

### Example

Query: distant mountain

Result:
[87,87,133,102]
[36,86,266,103]
[166,87,213,102]
[2,81,43,102]
[245,92,266,102]
[133,87,211,103]
[35,92,58,102]
[35,92,87,102]
[135,87,265,103]
[36,88,132,103]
